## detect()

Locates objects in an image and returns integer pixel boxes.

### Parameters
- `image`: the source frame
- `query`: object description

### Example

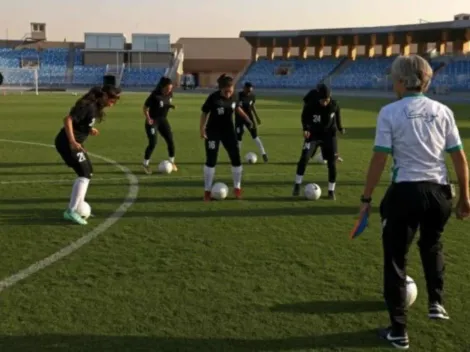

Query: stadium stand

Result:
[120,67,166,87]
[0,46,169,87]
[330,56,396,90]
[241,58,340,88]
[430,55,470,91]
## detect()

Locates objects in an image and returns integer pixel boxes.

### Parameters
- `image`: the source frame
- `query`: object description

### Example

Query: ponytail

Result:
[73,85,121,121]
[152,76,173,95]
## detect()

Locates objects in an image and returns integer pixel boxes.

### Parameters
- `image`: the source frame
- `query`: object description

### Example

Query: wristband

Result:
[360,195,372,203]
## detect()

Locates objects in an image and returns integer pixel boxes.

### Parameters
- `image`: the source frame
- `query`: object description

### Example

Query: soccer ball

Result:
[304,183,322,200]
[245,152,258,164]
[158,160,173,174]
[77,201,92,219]
[312,153,326,164]
[405,275,418,307]
[211,182,229,200]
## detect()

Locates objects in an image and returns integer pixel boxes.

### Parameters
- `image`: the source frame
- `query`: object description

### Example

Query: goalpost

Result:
[0,67,39,95]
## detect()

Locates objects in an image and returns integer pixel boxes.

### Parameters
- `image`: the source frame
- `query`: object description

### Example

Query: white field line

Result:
[0,139,139,293]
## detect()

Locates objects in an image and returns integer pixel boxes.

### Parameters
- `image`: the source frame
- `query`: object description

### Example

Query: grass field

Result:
[1,92,469,352]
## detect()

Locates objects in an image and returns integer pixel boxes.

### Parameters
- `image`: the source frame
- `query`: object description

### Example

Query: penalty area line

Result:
[0,139,139,293]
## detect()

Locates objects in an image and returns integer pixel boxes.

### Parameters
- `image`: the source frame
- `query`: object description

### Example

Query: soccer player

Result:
[235,82,268,162]
[142,77,176,174]
[200,74,253,201]
[55,85,121,225]
[292,83,345,199]
[303,87,344,163]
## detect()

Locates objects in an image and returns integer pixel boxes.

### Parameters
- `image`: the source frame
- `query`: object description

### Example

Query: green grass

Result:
[0,92,469,352]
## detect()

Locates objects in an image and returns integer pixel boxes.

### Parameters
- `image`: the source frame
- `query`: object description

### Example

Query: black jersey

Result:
[301,99,342,139]
[144,93,173,121]
[201,90,237,132]
[236,91,256,117]
[57,103,97,144]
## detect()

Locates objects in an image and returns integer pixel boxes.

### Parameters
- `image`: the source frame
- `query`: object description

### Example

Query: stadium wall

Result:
[176,38,251,86]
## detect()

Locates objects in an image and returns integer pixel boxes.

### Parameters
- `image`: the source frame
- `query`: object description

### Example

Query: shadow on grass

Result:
[101,179,379,188]
[0,330,384,351]
[270,300,385,315]
[0,204,377,223]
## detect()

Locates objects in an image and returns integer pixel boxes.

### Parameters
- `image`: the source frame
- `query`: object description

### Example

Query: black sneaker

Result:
[292,184,300,196]
[327,190,336,200]
[378,326,409,350]
[262,154,268,163]
[429,303,450,320]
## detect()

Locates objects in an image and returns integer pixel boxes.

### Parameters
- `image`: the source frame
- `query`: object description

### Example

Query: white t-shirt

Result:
[374,94,463,184]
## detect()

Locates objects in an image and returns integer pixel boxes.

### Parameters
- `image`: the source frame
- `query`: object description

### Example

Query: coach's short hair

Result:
[390,55,433,92]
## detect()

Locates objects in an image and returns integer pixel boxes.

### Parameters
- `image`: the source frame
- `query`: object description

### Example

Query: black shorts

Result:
[235,115,257,139]
[305,135,336,161]
[55,133,93,178]
[205,128,241,167]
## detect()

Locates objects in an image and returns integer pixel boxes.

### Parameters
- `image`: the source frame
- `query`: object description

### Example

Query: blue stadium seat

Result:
[74,48,83,65]
[120,67,166,87]
[0,48,38,68]
[330,57,395,89]
[430,56,470,91]
[0,48,68,85]
[72,65,106,86]
[0,69,35,86]
[241,58,340,88]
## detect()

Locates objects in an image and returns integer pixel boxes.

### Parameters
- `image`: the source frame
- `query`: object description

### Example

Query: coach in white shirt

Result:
[360,54,470,350]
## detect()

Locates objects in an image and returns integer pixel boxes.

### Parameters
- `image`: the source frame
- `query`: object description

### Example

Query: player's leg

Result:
[56,141,92,225]
[158,120,177,171]
[418,184,452,320]
[293,139,317,196]
[222,132,243,199]
[322,137,337,200]
[204,134,220,201]
[379,185,419,349]
[235,117,245,150]
[248,122,268,163]
[143,123,157,174]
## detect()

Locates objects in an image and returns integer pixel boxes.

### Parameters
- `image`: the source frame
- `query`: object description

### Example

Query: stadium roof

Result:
[240,19,470,46]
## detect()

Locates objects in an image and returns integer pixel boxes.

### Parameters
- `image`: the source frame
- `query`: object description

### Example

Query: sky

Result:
[0,0,468,42]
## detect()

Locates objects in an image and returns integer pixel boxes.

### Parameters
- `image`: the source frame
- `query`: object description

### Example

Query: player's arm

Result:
[143,96,153,124]
[251,105,261,124]
[362,109,391,199]
[200,96,212,139]
[63,111,85,152]
[445,111,470,217]
[235,106,254,128]
[251,96,261,124]
[301,104,311,138]
[335,104,345,133]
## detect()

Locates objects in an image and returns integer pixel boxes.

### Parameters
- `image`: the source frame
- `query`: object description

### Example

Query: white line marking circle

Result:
[0,139,139,292]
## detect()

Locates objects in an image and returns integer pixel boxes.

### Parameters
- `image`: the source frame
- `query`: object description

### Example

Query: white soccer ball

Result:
[304,183,322,200]
[313,153,327,164]
[77,201,92,219]
[405,275,418,307]
[245,152,258,164]
[211,182,229,200]
[158,160,173,174]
